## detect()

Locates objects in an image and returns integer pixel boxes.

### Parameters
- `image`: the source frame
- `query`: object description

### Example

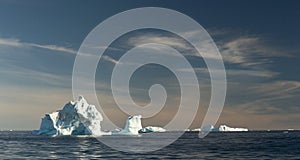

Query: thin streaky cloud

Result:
[102,55,119,64]
[0,38,23,47]
[0,37,125,65]
[122,31,293,68]
[177,67,279,79]
[127,34,191,50]
[29,43,76,55]
[0,37,77,54]
[0,66,70,87]
[229,80,300,115]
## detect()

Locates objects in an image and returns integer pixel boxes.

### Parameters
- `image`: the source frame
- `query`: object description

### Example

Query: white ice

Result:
[112,115,143,135]
[192,124,248,132]
[33,96,247,137]
[217,125,248,132]
[33,96,105,136]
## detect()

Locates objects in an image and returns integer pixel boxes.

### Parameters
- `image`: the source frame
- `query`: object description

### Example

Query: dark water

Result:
[1,131,300,159]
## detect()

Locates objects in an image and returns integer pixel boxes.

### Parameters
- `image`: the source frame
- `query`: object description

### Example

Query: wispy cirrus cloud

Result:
[127,34,191,51]
[178,67,279,79]
[29,43,77,54]
[0,37,76,89]
[102,55,119,64]
[0,37,125,66]
[105,29,288,81]
[218,36,284,66]
[0,64,71,88]
[207,28,296,67]
[120,30,292,68]
[228,80,300,115]
[0,37,77,54]
[0,38,23,47]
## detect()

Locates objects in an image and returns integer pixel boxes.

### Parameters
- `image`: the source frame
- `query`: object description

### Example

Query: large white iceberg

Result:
[33,96,104,136]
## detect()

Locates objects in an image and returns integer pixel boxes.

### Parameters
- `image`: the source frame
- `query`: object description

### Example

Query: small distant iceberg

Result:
[192,124,248,132]
[217,125,248,132]
[200,124,215,132]
[191,128,201,132]
[139,126,166,133]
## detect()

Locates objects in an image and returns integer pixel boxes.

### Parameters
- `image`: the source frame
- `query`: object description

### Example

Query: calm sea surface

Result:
[0,131,299,159]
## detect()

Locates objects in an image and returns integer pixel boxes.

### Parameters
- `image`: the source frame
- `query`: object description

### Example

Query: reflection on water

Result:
[0,131,300,159]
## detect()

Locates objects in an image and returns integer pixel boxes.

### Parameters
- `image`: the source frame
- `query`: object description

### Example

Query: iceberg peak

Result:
[76,95,86,103]
[113,115,143,135]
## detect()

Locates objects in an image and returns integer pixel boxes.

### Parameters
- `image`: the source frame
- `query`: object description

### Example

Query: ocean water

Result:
[0,131,300,159]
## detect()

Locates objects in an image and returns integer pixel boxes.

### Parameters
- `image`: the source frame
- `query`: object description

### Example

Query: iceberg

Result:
[139,126,166,133]
[33,96,105,136]
[112,115,143,135]
[191,128,201,132]
[192,124,248,132]
[217,125,248,132]
[32,96,173,136]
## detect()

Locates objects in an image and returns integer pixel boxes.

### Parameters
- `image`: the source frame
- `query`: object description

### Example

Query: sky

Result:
[0,0,300,130]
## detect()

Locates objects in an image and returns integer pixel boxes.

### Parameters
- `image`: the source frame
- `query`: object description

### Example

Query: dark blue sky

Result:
[0,0,299,130]
[1,1,299,46]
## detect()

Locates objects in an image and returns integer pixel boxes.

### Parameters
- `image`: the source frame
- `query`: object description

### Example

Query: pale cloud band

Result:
[0,37,77,54]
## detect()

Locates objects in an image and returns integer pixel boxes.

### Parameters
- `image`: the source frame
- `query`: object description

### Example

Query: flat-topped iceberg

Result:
[33,96,104,136]
[192,124,248,132]
[217,125,248,132]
